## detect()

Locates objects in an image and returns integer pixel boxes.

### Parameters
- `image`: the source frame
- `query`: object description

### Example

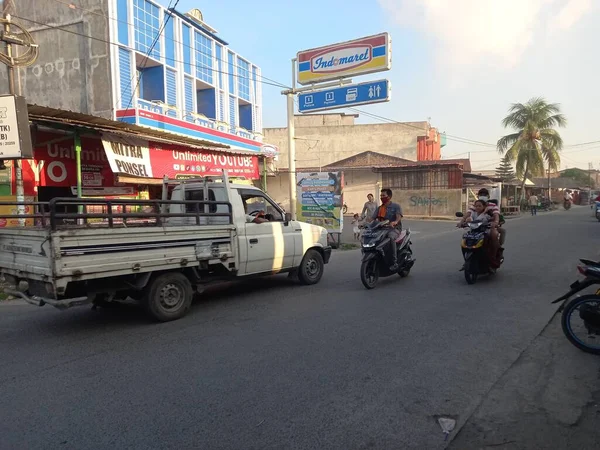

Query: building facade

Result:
[3,0,263,152]
[263,113,443,170]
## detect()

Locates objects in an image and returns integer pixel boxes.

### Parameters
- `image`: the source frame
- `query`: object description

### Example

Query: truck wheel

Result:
[144,273,193,322]
[298,249,324,285]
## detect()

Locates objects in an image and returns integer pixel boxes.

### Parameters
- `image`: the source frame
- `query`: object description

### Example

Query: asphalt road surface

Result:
[1,206,598,449]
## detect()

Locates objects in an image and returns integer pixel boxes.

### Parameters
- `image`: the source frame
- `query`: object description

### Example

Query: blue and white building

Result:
[107,3,263,152]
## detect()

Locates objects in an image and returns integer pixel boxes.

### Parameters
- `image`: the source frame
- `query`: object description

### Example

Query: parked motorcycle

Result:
[595,201,600,221]
[455,212,504,284]
[552,259,600,355]
[360,220,415,289]
[563,199,572,210]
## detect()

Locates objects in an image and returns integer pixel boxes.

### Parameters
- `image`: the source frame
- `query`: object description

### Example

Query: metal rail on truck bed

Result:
[0,197,232,229]
[0,196,237,307]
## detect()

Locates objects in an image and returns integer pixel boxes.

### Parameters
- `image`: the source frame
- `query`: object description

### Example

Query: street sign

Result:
[297,33,391,85]
[298,79,390,114]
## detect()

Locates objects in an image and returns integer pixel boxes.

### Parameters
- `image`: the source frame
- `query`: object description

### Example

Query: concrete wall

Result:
[264,114,427,169]
[393,189,462,218]
[265,169,382,214]
[0,0,113,118]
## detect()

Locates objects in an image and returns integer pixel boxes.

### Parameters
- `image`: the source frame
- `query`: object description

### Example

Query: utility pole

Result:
[2,1,24,225]
[589,162,593,204]
[280,64,352,220]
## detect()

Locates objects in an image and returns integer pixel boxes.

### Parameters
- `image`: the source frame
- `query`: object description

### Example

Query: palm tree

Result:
[497,97,566,200]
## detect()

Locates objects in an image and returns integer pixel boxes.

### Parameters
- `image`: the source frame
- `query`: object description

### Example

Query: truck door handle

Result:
[249,238,258,244]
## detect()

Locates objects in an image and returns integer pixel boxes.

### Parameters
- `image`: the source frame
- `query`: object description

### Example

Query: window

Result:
[164,12,176,67]
[218,90,225,122]
[229,95,236,129]
[241,193,284,222]
[118,48,133,108]
[228,51,235,95]
[185,189,216,213]
[133,0,161,60]
[184,76,194,121]
[252,66,258,103]
[237,58,250,102]
[215,44,224,89]
[195,31,213,84]
[182,24,192,75]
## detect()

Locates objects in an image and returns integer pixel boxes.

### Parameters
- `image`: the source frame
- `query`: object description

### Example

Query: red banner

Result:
[150,143,260,180]
[15,132,260,196]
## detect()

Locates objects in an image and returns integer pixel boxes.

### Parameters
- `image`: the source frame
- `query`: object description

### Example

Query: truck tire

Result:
[144,272,193,322]
[298,249,324,285]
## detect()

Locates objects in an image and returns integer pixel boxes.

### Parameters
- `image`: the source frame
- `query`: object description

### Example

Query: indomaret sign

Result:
[101,133,154,178]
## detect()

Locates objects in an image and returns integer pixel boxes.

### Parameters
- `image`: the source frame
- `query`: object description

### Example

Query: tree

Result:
[560,168,595,188]
[497,97,566,199]
[495,155,516,182]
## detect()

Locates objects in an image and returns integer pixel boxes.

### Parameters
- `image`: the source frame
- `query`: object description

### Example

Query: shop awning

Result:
[27,104,258,156]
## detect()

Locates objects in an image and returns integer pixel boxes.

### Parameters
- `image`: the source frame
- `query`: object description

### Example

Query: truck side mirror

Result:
[284,212,292,224]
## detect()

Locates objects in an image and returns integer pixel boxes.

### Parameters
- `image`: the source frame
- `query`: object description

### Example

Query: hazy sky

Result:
[185,0,599,170]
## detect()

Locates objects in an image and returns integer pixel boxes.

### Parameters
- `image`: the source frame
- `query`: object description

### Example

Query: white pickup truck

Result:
[0,172,332,322]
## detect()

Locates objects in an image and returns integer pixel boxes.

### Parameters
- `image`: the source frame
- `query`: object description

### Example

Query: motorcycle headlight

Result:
[362,243,375,248]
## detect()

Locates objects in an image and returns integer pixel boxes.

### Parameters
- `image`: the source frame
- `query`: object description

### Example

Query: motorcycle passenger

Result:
[460,188,505,245]
[564,190,573,204]
[371,188,404,272]
[471,199,501,267]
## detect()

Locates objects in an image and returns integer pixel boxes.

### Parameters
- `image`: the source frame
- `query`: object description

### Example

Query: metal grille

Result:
[165,69,177,118]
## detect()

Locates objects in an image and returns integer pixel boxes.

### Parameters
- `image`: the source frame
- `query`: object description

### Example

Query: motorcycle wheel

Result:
[596,212,600,222]
[560,294,600,355]
[342,205,348,214]
[464,258,478,285]
[398,249,413,278]
[360,259,379,289]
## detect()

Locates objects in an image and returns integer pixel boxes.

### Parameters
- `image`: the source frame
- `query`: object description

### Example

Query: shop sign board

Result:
[0,95,33,159]
[297,33,391,85]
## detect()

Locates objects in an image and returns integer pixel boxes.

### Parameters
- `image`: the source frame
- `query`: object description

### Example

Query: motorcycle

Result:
[455,212,504,285]
[552,259,600,355]
[594,201,600,221]
[563,199,572,210]
[360,220,415,289]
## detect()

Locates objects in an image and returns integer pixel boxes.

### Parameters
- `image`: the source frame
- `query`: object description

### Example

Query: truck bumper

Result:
[4,288,91,310]
[323,246,332,264]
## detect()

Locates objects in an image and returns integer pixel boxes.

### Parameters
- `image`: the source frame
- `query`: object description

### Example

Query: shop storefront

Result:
[8,131,260,202]
[0,105,266,227]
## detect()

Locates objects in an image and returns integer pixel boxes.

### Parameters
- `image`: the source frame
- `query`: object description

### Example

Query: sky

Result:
[179,0,600,171]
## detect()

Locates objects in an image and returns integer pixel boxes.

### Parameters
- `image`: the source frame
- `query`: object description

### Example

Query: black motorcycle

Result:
[552,259,600,355]
[455,212,503,284]
[360,220,415,289]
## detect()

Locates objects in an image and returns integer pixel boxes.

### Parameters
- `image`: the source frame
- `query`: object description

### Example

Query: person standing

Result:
[361,193,377,223]
[529,193,538,216]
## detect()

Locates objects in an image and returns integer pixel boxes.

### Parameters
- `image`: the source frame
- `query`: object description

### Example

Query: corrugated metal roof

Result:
[27,104,259,156]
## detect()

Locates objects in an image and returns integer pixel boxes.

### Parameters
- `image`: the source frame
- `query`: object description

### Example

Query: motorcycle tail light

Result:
[577,265,587,276]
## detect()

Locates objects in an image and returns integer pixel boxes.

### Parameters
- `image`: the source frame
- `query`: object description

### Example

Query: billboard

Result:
[296,171,344,233]
[297,33,391,85]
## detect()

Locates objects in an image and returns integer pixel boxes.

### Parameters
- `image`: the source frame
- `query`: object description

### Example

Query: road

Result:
[1,206,598,449]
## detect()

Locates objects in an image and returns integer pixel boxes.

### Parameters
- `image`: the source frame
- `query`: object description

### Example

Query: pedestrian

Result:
[529,193,538,216]
[351,213,361,240]
[361,193,377,223]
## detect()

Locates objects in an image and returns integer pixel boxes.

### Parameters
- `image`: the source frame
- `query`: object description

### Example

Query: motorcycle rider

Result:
[460,188,505,245]
[459,188,503,270]
[371,188,403,272]
[564,190,573,206]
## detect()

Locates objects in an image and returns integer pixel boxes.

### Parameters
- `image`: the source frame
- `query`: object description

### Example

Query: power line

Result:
[11,13,287,90]
[48,0,286,88]
[121,0,179,110]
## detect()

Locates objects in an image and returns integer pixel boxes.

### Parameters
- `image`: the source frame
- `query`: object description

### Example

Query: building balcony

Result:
[116,98,264,153]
